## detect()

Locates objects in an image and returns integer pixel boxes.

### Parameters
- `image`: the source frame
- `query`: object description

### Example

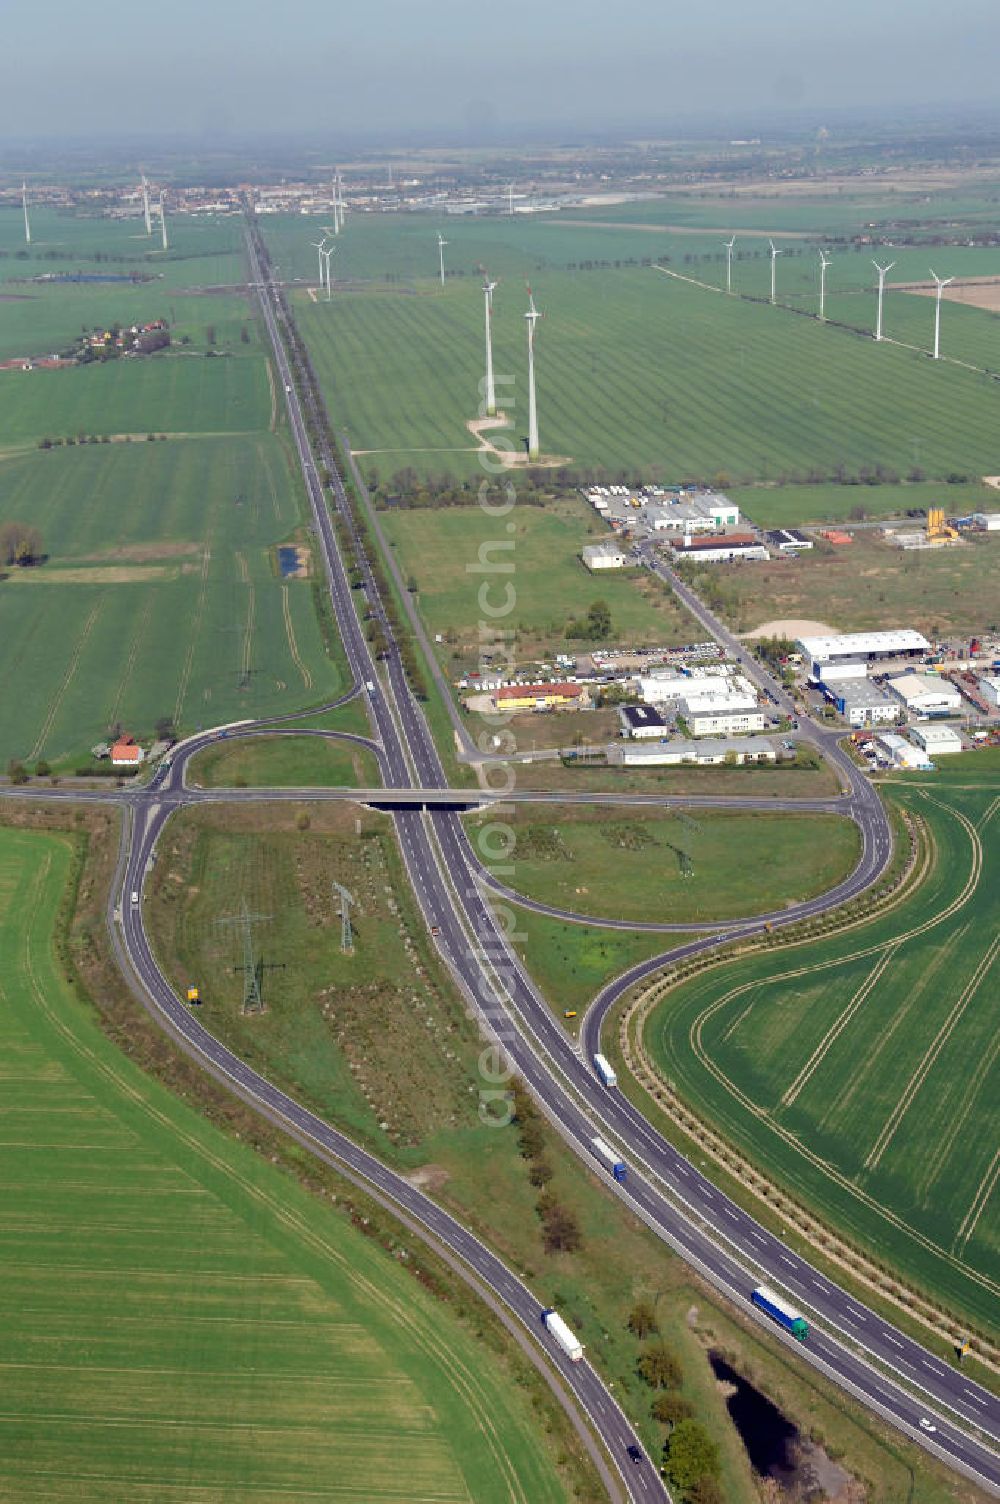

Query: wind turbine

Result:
[310,236,328,287]
[158,193,169,251]
[140,174,152,236]
[525,286,541,461]
[321,242,336,301]
[437,231,448,287]
[768,239,783,305]
[724,235,736,294]
[507,183,515,216]
[873,258,895,341]
[818,249,831,321]
[481,269,498,416]
[336,169,346,232]
[929,268,955,360]
[21,180,31,245]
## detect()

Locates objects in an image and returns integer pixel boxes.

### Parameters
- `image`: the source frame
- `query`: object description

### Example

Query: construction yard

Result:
[682,528,1000,640]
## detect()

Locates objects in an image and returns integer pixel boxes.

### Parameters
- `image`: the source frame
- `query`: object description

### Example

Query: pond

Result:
[709,1351,800,1483]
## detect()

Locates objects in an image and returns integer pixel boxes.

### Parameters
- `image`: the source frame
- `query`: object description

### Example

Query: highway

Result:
[6,215,995,1499]
[233,220,1000,1491]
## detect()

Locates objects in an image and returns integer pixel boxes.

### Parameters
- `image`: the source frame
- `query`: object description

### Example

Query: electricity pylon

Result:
[332,881,355,953]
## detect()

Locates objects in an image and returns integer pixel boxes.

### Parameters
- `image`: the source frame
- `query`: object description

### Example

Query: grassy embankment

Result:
[473,807,861,926]
[189,733,380,788]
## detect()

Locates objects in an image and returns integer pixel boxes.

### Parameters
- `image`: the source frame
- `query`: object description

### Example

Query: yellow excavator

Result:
[927,507,960,543]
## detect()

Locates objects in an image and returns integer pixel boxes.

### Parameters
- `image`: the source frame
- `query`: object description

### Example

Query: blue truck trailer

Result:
[751,1284,809,1341]
[590,1135,627,1182]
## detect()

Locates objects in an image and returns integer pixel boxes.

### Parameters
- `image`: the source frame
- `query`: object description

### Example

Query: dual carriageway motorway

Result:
[4,225,997,1501]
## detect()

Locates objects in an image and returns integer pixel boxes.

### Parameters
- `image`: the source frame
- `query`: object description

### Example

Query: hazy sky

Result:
[3,0,996,141]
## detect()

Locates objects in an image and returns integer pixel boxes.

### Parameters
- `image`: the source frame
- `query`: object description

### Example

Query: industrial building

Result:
[645,491,741,533]
[618,704,668,739]
[979,675,1000,710]
[616,736,777,767]
[886,672,962,716]
[581,541,628,571]
[798,629,930,682]
[636,669,764,737]
[765,527,813,553]
[828,679,900,728]
[972,512,1000,531]
[495,682,585,711]
[583,486,741,534]
[877,732,933,770]
[911,724,963,756]
[668,532,769,563]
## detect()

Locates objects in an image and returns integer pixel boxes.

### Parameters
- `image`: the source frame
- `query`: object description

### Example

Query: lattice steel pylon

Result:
[332,882,355,953]
[674,809,701,879]
[216,899,283,1014]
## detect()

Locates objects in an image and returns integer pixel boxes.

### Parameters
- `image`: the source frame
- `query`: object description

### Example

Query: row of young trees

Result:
[627,1301,723,1500]
[254,223,429,701]
[509,1079,583,1254]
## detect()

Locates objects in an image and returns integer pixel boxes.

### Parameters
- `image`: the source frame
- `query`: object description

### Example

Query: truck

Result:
[541,1308,584,1362]
[593,1053,617,1088]
[591,1136,627,1182]
[751,1284,809,1342]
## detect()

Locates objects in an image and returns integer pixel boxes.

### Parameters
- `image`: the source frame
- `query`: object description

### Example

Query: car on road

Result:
[130,891,139,905]
[626,1445,643,1464]
[919,1417,937,1433]
[430,925,440,935]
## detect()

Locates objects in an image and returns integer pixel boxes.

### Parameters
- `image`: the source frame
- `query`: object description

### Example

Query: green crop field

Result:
[288,249,1000,487]
[0,823,567,1503]
[0,436,338,769]
[643,777,1000,1331]
[732,479,1000,530]
[380,500,697,662]
[478,808,860,926]
[0,206,251,363]
[1,351,270,442]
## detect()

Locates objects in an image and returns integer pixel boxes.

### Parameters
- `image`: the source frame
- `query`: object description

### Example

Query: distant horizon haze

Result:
[2,0,998,144]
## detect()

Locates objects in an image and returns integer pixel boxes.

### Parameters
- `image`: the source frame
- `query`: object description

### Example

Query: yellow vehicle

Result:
[564,1009,578,1019]
[186,986,201,1006]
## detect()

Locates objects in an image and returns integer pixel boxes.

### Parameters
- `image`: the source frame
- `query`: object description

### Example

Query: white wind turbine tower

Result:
[768,239,783,305]
[724,235,736,294]
[321,242,336,301]
[873,258,895,341]
[818,249,831,321]
[929,268,955,359]
[437,231,448,287]
[525,286,541,461]
[158,194,169,251]
[481,270,498,417]
[21,180,31,244]
[310,237,328,288]
[507,183,515,216]
[141,174,152,236]
[336,170,346,233]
